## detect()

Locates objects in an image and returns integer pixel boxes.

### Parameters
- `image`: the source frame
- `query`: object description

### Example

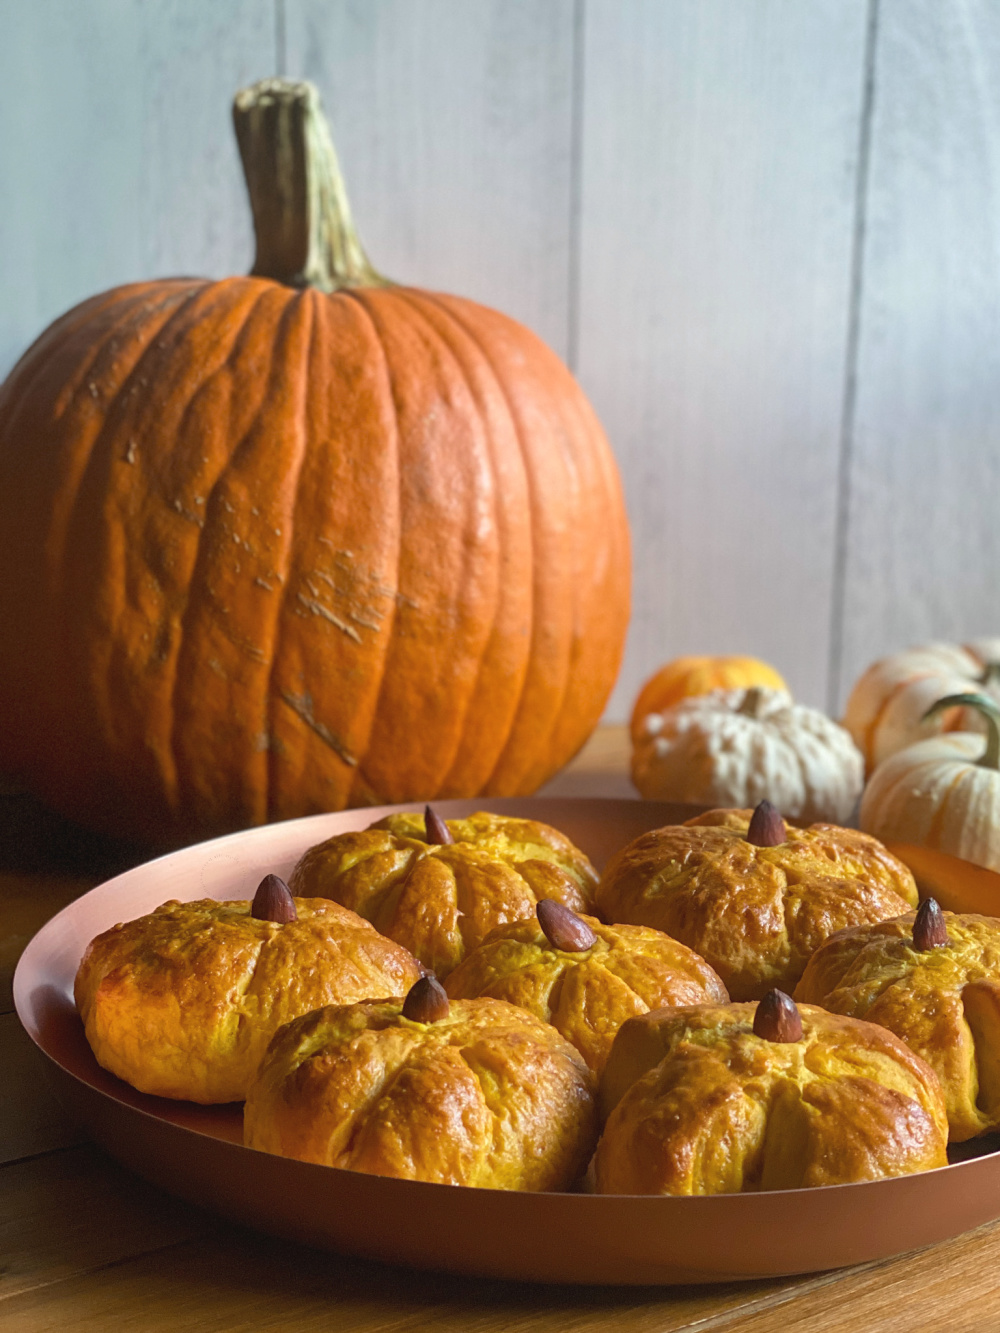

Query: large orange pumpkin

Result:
[0,80,630,845]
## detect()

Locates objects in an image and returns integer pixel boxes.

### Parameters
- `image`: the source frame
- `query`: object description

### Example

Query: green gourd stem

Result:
[923,693,1000,771]
[978,662,1000,687]
[232,78,386,292]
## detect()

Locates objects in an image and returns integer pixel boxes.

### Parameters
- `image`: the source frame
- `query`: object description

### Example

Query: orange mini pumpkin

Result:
[630,655,787,742]
[0,79,630,844]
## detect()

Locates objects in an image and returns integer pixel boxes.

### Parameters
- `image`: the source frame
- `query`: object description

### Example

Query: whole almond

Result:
[424,805,454,845]
[251,873,297,924]
[402,975,450,1023]
[913,898,948,951]
[746,799,787,848]
[753,989,803,1043]
[536,898,597,952]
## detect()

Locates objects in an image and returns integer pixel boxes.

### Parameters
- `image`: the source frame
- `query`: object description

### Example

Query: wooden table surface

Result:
[2,725,997,1332]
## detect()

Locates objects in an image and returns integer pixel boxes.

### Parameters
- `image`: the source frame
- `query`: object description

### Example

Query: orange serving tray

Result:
[14,798,1000,1285]
[884,841,1000,916]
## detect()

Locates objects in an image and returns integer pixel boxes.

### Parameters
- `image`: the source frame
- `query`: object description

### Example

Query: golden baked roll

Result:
[244,979,597,1190]
[445,900,728,1074]
[796,900,1000,1140]
[75,875,423,1103]
[595,993,948,1195]
[289,807,598,978]
[595,802,918,1000]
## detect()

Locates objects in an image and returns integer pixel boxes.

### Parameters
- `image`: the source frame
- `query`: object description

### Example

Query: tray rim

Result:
[14,795,1000,1285]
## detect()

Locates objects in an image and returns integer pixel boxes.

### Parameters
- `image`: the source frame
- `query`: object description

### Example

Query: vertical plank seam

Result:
[275,0,287,76]
[566,0,586,373]
[828,0,881,715]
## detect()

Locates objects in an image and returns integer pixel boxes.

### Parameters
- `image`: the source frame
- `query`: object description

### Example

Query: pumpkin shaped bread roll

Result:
[596,804,918,1001]
[595,998,948,1195]
[289,809,598,978]
[796,905,1000,1141]
[244,983,597,1190]
[74,878,423,1103]
[445,902,728,1074]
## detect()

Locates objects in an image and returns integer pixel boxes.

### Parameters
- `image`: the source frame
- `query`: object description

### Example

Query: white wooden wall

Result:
[2,0,997,723]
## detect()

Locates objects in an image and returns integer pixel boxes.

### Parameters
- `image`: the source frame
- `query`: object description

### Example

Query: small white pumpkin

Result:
[631,686,864,823]
[860,693,1000,872]
[843,639,1000,771]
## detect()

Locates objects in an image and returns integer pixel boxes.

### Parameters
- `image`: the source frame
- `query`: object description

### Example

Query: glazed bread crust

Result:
[74,897,423,1103]
[445,914,728,1074]
[289,811,598,977]
[244,996,597,1190]
[796,912,1000,1140]
[595,1002,948,1195]
[595,808,918,1000]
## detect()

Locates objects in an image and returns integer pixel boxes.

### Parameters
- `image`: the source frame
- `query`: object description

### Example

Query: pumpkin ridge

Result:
[928,766,975,848]
[0,303,125,777]
[53,289,219,821]
[412,293,547,795]
[879,754,938,836]
[54,281,214,658]
[163,281,295,826]
[863,671,945,770]
[93,282,272,821]
[424,290,627,793]
[259,292,321,822]
[341,287,502,802]
[102,281,277,822]
[0,285,171,431]
[0,284,208,800]
[332,289,405,808]
[861,675,917,770]
[388,288,516,796]
[14,285,199,473]
[266,288,405,815]
[0,286,183,594]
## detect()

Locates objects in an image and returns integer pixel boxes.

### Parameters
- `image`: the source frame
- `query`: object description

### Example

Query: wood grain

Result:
[578,0,871,717]
[0,1146,207,1305]
[286,0,578,361]
[0,1215,842,1332]
[835,0,1000,709]
[712,1218,1000,1333]
[0,1014,82,1165]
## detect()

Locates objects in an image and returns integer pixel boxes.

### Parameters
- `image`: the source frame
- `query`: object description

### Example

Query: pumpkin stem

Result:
[737,686,767,717]
[923,693,1000,771]
[232,78,386,293]
[978,662,1000,688]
